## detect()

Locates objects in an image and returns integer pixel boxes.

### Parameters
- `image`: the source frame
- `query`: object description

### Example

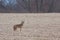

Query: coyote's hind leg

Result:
[13,25,17,31]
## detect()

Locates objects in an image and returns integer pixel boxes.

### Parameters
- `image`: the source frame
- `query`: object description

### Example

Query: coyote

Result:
[13,21,24,31]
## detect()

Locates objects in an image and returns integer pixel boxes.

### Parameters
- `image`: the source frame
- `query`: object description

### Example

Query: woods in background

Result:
[0,0,60,13]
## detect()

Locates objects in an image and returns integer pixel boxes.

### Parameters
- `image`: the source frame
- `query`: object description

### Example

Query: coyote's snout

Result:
[13,21,24,31]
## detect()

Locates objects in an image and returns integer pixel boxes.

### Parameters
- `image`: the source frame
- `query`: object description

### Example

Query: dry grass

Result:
[0,13,60,40]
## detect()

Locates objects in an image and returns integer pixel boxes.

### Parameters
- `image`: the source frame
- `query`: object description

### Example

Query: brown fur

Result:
[13,21,24,31]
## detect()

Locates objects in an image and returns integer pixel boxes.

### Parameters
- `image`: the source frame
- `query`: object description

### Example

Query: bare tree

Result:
[48,0,54,12]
